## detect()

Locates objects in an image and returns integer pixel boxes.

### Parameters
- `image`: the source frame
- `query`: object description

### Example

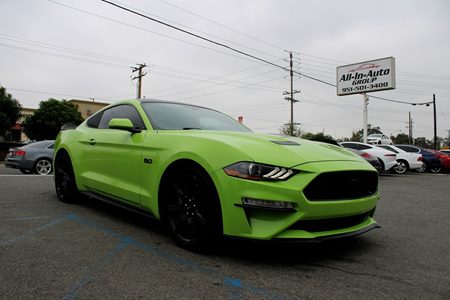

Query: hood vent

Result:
[271,141,300,146]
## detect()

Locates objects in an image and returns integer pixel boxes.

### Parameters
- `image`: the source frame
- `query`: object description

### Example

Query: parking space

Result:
[1,165,449,299]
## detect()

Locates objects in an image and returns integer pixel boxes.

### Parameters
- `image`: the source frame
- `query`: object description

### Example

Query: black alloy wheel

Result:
[54,153,79,203]
[164,166,222,251]
[430,166,442,173]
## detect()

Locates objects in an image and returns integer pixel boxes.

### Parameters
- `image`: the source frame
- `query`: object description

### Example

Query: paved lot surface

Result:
[1,165,449,299]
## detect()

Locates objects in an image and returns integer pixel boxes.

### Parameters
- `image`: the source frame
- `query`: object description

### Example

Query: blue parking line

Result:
[0,215,68,246]
[62,239,133,300]
[1,213,284,299]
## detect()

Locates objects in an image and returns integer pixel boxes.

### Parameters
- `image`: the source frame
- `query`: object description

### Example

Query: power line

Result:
[99,0,338,87]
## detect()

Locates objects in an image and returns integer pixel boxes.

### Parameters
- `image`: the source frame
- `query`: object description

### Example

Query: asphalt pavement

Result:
[0,164,449,299]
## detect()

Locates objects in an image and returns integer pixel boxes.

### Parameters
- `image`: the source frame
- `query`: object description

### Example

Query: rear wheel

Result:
[162,165,222,251]
[34,158,52,175]
[416,162,427,173]
[430,166,442,173]
[54,152,79,203]
[393,160,408,174]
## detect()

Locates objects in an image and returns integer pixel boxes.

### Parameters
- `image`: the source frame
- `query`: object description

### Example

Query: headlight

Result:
[223,162,295,181]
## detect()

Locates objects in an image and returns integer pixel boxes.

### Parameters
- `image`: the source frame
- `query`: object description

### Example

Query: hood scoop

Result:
[271,140,300,146]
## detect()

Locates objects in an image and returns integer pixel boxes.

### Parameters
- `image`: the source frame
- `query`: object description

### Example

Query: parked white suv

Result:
[365,134,392,145]
[340,142,398,172]
[378,145,423,174]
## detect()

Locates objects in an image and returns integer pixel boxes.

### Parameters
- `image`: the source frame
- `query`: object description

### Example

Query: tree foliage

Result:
[301,132,336,144]
[279,123,302,137]
[23,99,83,140]
[350,124,383,141]
[391,133,410,144]
[0,86,22,136]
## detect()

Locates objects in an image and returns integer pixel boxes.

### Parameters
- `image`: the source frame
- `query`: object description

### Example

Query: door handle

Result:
[89,139,96,145]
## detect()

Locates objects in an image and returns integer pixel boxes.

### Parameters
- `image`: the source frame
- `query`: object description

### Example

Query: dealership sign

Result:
[336,57,396,96]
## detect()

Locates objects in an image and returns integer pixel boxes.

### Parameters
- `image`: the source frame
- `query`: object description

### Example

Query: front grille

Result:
[289,210,374,232]
[303,171,377,201]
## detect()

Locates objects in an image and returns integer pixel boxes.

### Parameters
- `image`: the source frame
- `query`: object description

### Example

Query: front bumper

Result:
[212,160,380,241]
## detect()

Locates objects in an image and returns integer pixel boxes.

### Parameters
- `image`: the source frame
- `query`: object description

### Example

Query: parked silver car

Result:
[5,140,54,175]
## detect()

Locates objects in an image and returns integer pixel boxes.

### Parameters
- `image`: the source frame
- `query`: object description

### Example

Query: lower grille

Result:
[288,210,374,232]
[303,171,378,201]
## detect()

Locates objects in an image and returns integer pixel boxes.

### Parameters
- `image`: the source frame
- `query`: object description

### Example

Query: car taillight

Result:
[360,152,372,159]
[417,156,423,161]
[15,150,26,156]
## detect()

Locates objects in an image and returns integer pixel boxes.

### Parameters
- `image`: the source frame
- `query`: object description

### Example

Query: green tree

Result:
[391,133,410,144]
[414,137,432,148]
[23,99,83,140]
[351,124,383,142]
[0,86,22,136]
[301,132,336,143]
[279,123,302,137]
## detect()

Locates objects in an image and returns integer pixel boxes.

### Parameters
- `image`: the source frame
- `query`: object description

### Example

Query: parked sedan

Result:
[340,142,398,172]
[394,145,442,173]
[427,149,450,172]
[365,134,392,145]
[439,149,450,156]
[346,148,382,174]
[5,141,54,175]
[377,145,423,174]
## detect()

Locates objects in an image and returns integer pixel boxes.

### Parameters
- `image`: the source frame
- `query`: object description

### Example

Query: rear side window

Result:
[342,143,371,151]
[98,105,145,130]
[397,145,419,153]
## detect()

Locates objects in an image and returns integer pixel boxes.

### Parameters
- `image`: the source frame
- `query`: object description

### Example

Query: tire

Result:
[20,169,33,174]
[430,166,442,173]
[54,152,80,203]
[34,158,52,175]
[416,162,427,173]
[393,160,408,175]
[162,165,222,251]
[377,159,385,173]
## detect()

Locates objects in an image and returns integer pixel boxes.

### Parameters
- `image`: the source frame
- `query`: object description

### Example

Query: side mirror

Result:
[108,118,141,133]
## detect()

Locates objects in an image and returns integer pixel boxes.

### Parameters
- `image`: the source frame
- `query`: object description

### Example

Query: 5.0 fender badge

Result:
[144,158,153,164]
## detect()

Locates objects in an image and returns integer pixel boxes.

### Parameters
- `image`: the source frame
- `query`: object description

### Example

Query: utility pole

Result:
[131,63,147,99]
[408,111,413,144]
[433,94,437,150]
[283,51,300,136]
[363,93,369,143]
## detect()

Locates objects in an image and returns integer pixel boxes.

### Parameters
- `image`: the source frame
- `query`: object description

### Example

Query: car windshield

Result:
[141,102,252,132]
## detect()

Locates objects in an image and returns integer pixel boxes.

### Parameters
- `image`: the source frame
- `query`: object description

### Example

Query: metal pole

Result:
[433,94,437,149]
[363,93,368,143]
[290,51,294,136]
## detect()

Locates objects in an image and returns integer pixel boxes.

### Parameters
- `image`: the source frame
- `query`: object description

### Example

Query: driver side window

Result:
[98,105,145,129]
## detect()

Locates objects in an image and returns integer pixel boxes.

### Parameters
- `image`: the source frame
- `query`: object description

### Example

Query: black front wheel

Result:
[163,165,222,251]
[54,153,80,203]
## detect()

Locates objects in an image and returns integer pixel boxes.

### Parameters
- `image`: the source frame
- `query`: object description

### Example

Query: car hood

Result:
[160,131,364,168]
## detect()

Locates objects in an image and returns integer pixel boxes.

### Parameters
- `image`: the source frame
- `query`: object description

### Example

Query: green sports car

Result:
[54,99,379,250]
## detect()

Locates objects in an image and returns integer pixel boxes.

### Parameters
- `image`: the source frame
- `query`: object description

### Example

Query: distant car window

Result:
[47,144,55,149]
[98,105,145,130]
[26,141,53,149]
[379,145,398,153]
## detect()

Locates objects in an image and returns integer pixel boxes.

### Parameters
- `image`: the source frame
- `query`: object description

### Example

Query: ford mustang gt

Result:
[54,99,379,250]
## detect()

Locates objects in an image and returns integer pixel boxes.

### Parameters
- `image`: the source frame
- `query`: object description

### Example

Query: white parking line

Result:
[0,175,54,177]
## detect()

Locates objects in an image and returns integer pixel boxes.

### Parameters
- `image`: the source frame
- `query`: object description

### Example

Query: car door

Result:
[82,104,146,205]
